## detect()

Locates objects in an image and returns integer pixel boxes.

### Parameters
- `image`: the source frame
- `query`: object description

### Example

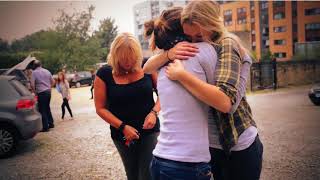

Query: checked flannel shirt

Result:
[212,37,257,153]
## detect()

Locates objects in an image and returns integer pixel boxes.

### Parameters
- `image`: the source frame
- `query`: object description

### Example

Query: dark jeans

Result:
[150,156,212,180]
[61,98,73,119]
[90,85,94,99]
[210,135,263,180]
[113,132,159,180]
[37,90,54,130]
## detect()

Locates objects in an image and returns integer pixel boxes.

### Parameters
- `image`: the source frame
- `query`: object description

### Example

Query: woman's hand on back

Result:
[167,41,199,60]
[165,60,186,81]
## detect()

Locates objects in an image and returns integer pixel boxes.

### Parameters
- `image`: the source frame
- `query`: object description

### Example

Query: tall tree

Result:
[93,18,118,61]
[54,5,94,42]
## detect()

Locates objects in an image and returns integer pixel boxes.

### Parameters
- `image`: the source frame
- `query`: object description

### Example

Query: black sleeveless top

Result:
[96,65,160,141]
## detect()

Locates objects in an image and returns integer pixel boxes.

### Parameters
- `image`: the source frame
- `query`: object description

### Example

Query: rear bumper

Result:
[18,113,42,140]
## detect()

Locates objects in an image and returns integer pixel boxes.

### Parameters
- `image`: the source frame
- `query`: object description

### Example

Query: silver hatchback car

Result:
[0,76,42,158]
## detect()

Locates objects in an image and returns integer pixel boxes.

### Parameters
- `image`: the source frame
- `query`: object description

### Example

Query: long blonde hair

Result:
[107,32,143,75]
[181,0,248,58]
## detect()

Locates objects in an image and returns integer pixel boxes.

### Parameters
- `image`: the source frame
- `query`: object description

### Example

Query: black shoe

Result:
[49,124,55,129]
[40,129,49,132]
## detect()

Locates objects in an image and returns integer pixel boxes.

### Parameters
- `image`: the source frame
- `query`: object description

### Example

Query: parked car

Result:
[0,76,42,158]
[69,71,93,88]
[309,84,320,106]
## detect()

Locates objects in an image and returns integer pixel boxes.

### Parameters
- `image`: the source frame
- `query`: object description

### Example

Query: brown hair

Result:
[144,7,186,51]
[57,71,66,84]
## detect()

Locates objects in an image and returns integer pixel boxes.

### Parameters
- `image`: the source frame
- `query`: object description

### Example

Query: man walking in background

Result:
[31,60,55,132]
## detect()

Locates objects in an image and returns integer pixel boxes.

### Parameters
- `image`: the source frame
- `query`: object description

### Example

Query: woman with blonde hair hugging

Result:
[94,32,160,180]
[143,1,263,180]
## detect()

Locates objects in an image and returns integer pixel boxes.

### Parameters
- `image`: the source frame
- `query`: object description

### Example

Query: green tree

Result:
[54,5,94,42]
[0,38,9,52]
[92,17,118,61]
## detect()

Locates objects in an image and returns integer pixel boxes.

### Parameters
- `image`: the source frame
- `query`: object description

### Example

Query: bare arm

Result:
[151,72,161,112]
[94,76,123,128]
[143,72,161,129]
[143,42,199,74]
[166,60,231,113]
[165,39,243,114]
[143,52,169,74]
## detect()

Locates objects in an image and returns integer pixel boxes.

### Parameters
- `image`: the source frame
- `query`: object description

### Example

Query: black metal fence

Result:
[250,60,277,91]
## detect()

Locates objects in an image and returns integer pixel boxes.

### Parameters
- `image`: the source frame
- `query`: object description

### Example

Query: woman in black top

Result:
[94,32,160,180]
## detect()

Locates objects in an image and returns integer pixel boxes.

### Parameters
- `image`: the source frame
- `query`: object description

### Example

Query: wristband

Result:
[151,109,158,116]
[118,122,126,133]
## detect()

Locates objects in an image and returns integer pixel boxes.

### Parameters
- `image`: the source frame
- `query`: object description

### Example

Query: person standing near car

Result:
[31,60,55,132]
[56,71,73,120]
[90,69,95,99]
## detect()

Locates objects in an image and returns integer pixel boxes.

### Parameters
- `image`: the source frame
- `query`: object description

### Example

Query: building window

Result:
[224,10,232,26]
[261,14,268,24]
[274,26,286,33]
[306,23,320,30]
[261,2,268,9]
[224,9,232,16]
[262,27,269,36]
[274,12,285,19]
[274,39,286,45]
[237,19,247,24]
[305,23,320,41]
[167,2,174,7]
[224,21,232,26]
[237,8,247,25]
[273,1,285,7]
[237,7,246,13]
[305,8,320,16]
[274,52,287,58]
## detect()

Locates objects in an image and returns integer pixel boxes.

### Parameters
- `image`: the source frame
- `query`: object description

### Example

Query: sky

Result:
[0,0,145,42]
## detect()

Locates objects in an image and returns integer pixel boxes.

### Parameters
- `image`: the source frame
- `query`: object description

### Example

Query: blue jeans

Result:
[150,156,212,180]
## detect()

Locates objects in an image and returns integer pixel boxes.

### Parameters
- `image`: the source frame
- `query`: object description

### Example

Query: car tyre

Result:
[76,82,81,88]
[309,95,320,106]
[0,126,18,159]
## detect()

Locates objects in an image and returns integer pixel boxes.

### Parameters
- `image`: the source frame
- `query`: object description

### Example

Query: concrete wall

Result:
[249,60,320,91]
[277,60,320,87]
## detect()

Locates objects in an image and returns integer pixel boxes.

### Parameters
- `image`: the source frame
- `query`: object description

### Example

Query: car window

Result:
[9,70,28,81]
[10,79,32,96]
[0,79,21,100]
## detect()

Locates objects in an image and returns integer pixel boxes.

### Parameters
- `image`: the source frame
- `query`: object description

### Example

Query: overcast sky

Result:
[0,0,145,42]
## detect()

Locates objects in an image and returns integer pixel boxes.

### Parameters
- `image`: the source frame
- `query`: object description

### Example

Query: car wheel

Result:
[76,82,81,88]
[0,127,18,158]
